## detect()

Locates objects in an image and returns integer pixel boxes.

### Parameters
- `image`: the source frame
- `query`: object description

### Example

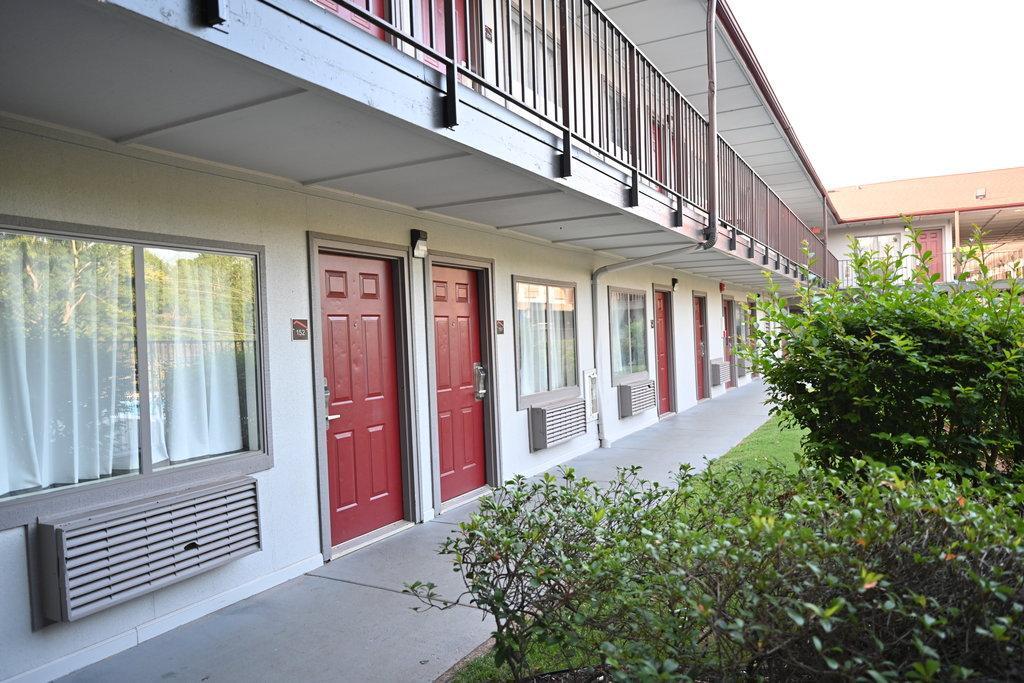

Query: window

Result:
[609,287,648,382]
[842,233,904,285]
[857,233,901,253]
[145,248,260,467]
[0,230,263,501]
[514,278,577,405]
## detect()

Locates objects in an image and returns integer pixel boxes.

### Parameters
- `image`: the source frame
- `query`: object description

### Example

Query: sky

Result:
[727,0,1024,189]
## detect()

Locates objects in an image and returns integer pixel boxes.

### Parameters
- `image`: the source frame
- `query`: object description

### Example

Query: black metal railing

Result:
[307,0,829,279]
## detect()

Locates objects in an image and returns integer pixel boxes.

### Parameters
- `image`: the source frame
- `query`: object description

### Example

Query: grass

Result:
[452,638,590,683]
[451,414,805,682]
[707,413,805,474]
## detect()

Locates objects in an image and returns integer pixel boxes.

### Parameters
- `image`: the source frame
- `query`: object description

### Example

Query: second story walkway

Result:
[0,0,837,290]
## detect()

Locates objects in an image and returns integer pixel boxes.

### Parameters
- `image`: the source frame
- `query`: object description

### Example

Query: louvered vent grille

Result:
[529,397,587,451]
[618,379,657,418]
[39,478,261,623]
[710,358,725,387]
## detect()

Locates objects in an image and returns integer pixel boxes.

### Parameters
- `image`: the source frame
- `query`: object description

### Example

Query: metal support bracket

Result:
[443,0,459,128]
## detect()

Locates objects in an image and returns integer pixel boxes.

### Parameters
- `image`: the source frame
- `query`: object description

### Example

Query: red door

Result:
[693,296,708,400]
[654,290,672,415]
[723,300,736,389]
[433,266,487,501]
[420,0,470,72]
[320,252,404,546]
[918,229,944,280]
[313,0,388,40]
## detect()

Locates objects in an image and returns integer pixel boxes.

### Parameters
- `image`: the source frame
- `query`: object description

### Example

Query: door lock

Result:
[473,362,487,401]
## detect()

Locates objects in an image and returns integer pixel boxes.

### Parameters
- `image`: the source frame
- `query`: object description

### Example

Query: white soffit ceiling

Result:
[595,0,825,228]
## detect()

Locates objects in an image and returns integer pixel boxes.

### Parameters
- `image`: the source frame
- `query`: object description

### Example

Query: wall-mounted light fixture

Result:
[411,229,429,258]
[671,277,679,292]
[976,188,987,200]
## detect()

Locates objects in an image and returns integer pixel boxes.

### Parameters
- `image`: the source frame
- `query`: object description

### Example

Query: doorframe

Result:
[692,291,710,401]
[307,232,422,562]
[651,284,676,416]
[423,252,502,515]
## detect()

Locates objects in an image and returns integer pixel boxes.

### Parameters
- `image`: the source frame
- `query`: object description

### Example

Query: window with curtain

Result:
[514,279,577,402]
[145,249,259,467]
[0,230,262,500]
[609,288,648,382]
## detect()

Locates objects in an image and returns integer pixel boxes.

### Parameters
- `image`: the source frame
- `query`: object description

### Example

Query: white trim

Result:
[6,554,324,683]
[439,485,491,514]
[329,520,415,559]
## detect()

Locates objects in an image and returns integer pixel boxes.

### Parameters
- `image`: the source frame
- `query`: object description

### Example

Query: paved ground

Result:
[63,381,770,683]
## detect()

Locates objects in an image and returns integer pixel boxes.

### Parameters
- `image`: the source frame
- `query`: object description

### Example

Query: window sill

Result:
[516,386,582,411]
[612,371,650,387]
[0,449,273,531]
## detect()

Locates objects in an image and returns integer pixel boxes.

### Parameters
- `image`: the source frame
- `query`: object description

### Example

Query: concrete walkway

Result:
[62,381,770,683]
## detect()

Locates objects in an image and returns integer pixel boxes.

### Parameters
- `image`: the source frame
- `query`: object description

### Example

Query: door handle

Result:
[323,377,337,424]
[473,362,487,401]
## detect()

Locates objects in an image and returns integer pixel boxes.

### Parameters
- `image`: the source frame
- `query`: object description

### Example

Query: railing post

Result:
[443,0,459,127]
[728,225,736,251]
[558,0,572,177]
[673,97,684,227]
[627,47,640,207]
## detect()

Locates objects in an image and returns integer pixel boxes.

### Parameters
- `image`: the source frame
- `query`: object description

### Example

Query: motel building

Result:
[0,0,839,679]
[826,167,1024,287]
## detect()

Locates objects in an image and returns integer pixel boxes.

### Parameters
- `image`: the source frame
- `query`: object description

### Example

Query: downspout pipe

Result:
[590,244,702,447]
[588,0,719,445]
[703,0,719,250]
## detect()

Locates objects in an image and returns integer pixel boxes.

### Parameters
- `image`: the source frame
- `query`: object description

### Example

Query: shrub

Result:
[747,226,1024,476]
[603,461,1024,681]
[411,462,1024,681]
[409,467,678,679]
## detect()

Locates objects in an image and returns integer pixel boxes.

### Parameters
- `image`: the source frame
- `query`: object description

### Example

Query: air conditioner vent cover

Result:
[710,358,726,386]
[618,379,657,418]
[38,478,261,623]
[529,397,587,451]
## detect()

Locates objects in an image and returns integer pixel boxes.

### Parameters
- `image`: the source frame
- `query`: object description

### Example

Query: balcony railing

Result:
[836,249,1024,288]
[308,0,829,280]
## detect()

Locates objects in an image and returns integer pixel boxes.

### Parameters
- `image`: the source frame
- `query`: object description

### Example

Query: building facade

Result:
[0,0,837,679]
[828,167,1024,285]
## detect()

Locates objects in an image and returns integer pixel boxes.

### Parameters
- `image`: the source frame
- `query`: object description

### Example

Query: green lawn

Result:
[451,414,804,683]
[707,413,804,473]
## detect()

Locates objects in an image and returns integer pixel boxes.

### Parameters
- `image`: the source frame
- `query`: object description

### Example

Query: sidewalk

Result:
[62,381,771,683]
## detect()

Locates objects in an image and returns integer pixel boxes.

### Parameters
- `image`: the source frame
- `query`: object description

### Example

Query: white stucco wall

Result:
[0,118,758,681]
[829,217,953,261]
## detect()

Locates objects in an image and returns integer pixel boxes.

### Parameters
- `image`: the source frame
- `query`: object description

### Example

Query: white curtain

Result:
[0,234,138,498]
[546,285,575,390]
[610,290,647,377]
[145,249,258,466]
[516,281,549,396]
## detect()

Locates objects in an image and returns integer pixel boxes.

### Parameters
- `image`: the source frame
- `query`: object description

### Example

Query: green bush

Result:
[410,468,678,679]
[411,462,1024,681]
[747,226,1024,476]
